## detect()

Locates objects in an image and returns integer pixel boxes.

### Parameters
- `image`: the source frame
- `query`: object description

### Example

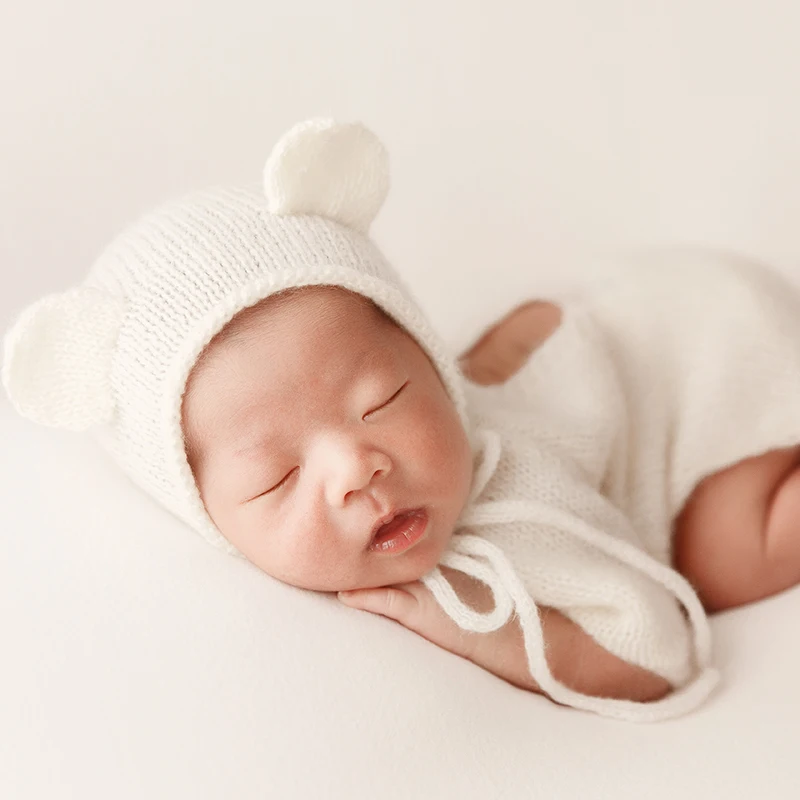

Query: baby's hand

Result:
[337,568,537,692]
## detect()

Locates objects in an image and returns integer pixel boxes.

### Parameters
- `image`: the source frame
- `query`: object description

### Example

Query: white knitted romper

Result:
[423,252,800,722]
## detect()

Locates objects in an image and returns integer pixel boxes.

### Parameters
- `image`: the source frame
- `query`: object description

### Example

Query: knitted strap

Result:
[423,538,515,633]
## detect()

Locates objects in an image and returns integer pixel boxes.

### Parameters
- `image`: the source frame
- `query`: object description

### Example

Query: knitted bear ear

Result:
[264,118,390,234]
[2,287,124,431]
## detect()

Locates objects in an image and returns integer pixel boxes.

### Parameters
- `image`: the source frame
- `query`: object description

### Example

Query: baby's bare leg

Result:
[674,447,800,612]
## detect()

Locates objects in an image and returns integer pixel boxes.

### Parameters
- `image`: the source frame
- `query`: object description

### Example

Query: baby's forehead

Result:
[186,285,401,407]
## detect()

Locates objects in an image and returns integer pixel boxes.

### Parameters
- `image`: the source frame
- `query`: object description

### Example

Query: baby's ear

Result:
[2,287,124,431]
[264,118,390,234]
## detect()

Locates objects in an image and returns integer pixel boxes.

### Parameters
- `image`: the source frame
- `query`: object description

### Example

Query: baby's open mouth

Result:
[368,508,429,554]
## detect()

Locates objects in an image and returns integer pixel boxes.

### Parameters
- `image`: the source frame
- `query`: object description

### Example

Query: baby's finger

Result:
[337,587,420,626]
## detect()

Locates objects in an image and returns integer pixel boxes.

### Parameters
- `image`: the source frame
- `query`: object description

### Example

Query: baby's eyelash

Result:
[363,381,409,420]
[247,467,298,503]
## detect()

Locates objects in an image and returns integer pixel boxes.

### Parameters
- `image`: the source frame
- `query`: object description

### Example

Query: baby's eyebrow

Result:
[347,342,388,375]
[223,410,278,461]
[231,434,275,461]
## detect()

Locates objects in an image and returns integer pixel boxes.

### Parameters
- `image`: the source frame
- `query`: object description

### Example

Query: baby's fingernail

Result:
[338,591,354,599]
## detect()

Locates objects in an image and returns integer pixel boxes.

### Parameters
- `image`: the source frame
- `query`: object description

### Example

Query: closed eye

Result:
[363,381,409,420]
[245,467,298,503]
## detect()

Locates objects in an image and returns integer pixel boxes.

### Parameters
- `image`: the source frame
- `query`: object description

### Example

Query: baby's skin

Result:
[182,287,800,704]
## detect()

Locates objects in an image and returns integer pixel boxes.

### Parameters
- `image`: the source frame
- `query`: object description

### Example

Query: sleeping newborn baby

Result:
[7,119,800,723]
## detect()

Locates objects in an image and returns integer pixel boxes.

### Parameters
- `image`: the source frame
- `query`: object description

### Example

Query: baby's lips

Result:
[368,509,429,554]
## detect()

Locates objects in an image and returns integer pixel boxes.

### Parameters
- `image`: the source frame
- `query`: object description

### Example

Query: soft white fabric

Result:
[3,394,800,799]
[264,118,390,233]
[1,288,125,430]
[1,119,468,554]
[424,252,800,721]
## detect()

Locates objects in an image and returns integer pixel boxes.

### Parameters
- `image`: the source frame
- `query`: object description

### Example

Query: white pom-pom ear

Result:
[2,288,124,431]
[264,118,390,233]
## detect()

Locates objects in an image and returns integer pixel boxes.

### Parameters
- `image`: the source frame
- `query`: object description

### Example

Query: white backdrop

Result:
[4,0,800,347]
[4,3,800,799]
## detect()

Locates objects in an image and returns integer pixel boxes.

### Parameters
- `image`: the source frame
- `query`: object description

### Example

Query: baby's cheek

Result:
[404,394,471,489]
[222,501,299,576]
[269,498,359,590]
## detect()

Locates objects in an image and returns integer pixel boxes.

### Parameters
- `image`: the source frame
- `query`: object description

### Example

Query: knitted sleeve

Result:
[464,458,701,686]
[424,455,717,722]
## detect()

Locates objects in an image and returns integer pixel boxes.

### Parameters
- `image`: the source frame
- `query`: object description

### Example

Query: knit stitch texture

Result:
[5,121,795,722]
[425,252,800,720]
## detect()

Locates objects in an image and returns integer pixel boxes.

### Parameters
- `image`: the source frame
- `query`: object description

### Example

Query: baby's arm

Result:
[460,301,562,385]
[438,571,672,702]
[339,569,671,703]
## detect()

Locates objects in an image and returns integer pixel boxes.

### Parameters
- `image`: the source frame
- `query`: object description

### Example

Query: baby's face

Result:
[182,288,474,592]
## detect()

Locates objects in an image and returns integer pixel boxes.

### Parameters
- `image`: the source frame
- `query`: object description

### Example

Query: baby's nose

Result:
[318,437,392,507]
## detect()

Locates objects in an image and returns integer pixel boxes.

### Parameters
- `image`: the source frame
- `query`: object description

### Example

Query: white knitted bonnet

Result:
[2,118,468,553]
